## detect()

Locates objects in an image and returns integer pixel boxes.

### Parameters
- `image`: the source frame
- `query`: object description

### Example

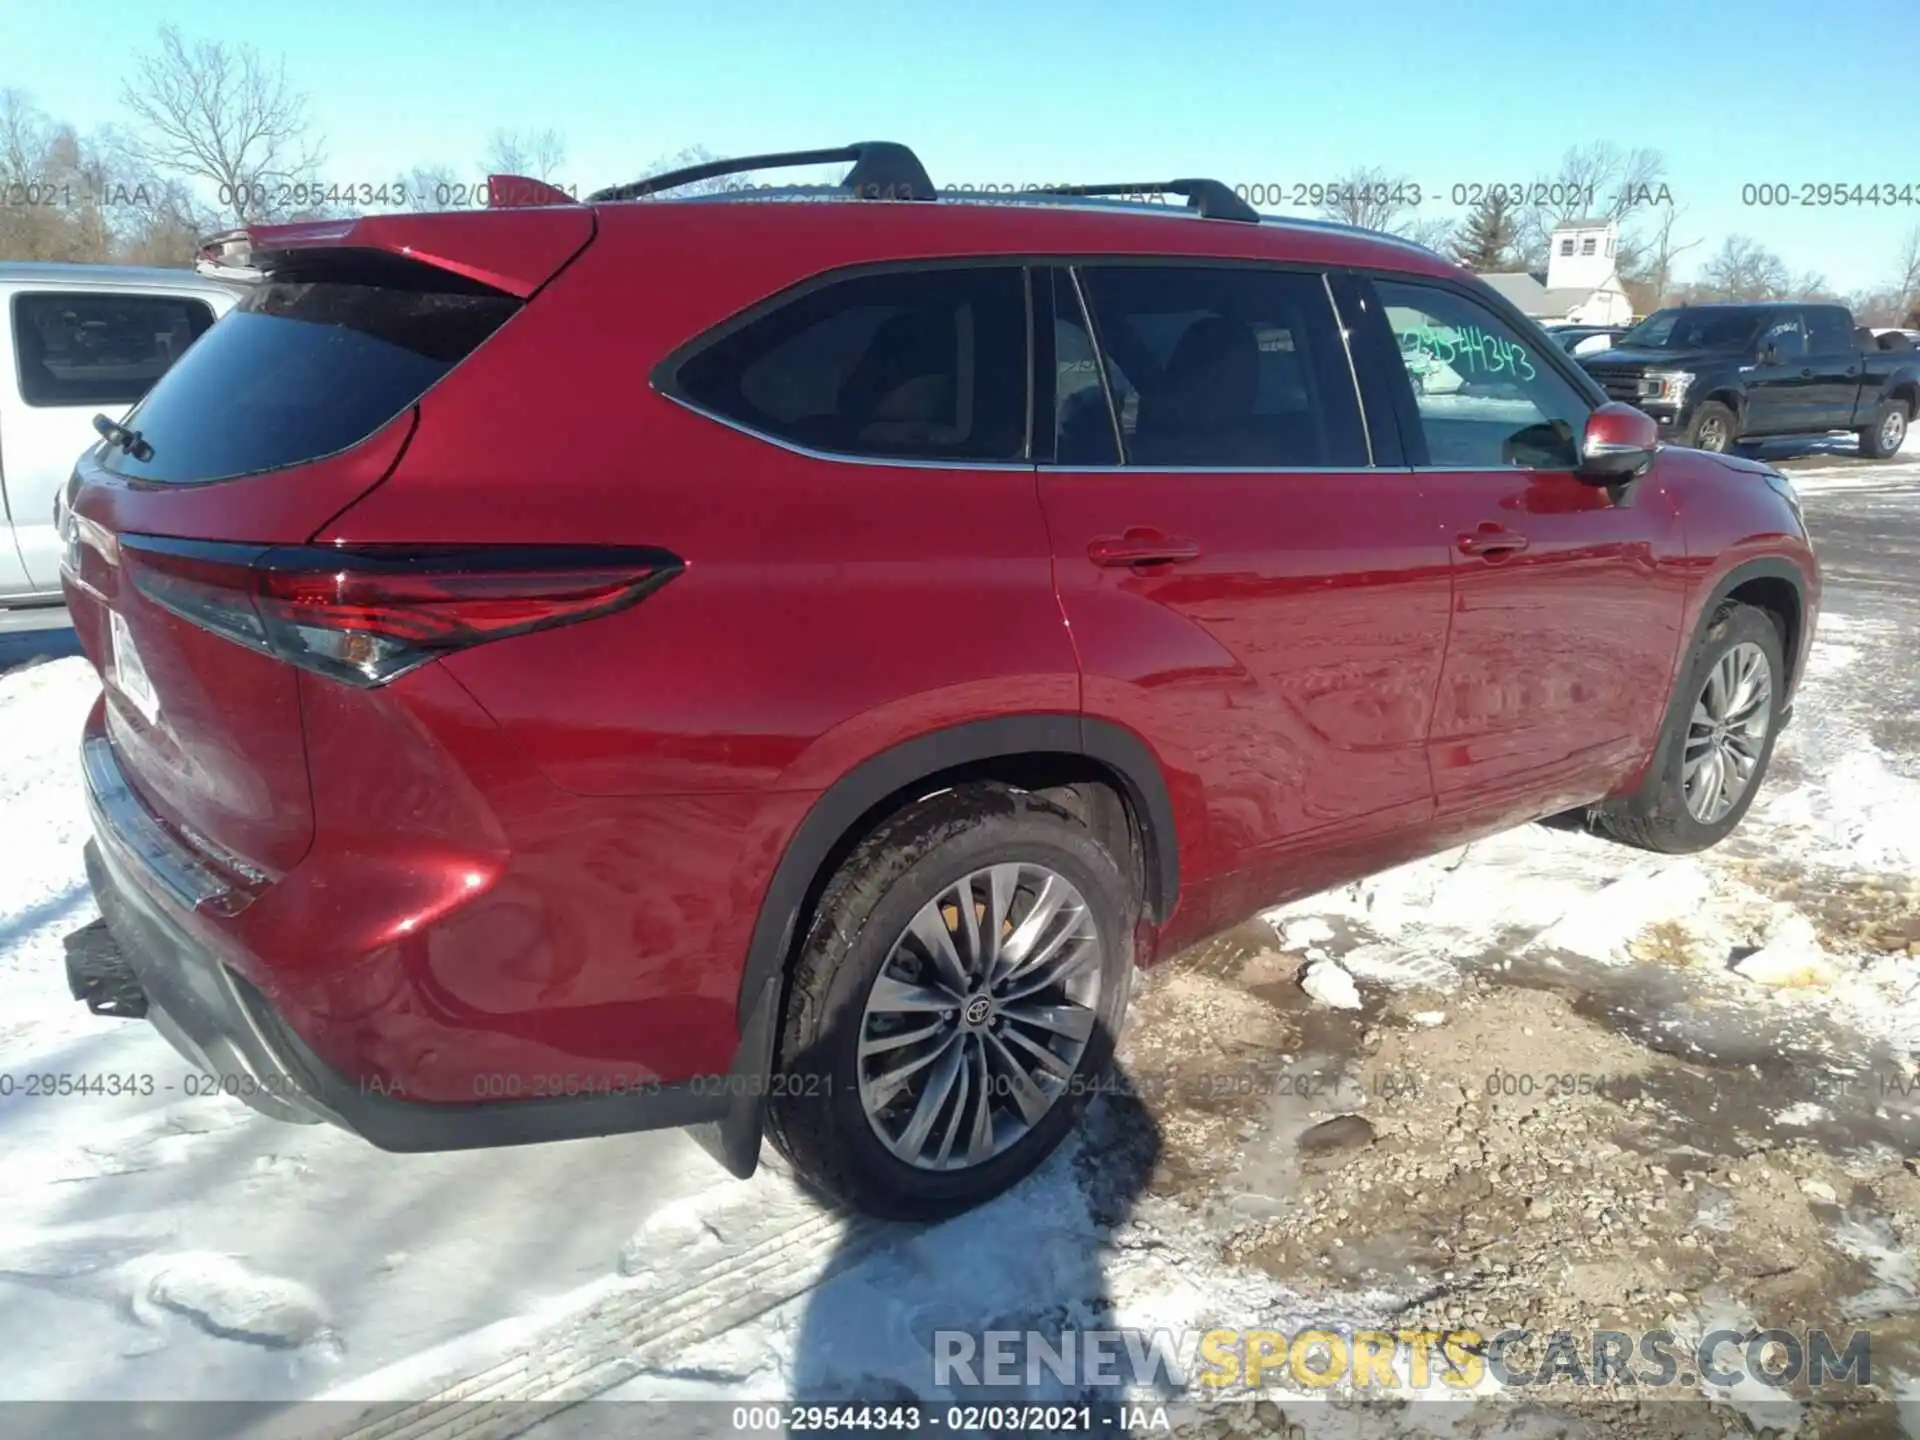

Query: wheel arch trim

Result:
[735,714,1179,1030]
[1640,555,1809,788]
[704,714,1180,1181]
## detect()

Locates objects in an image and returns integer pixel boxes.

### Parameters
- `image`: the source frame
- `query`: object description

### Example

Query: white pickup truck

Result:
[1,263,245,606]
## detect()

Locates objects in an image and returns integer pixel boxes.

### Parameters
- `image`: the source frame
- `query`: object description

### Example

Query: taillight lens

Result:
[124,538,683,686]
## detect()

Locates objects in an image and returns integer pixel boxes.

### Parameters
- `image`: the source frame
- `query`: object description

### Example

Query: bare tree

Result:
[1690,235,1793,302]
[1895,225,1920,322]
[0,87,214,264]
[1787,269,1838,302]
[1311,166,1450,253]
[1404,217,1457,255]
[0,90,109,261]
[397,163,462,211]
[1622,202,1703,309]
[0,89,74,260]
[484,129,567,183]
[1513,142,1671,273]
[118,25,325,226]
[1314,166,1415,233]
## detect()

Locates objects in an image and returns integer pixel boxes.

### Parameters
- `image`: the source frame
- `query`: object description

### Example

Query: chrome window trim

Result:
[1323,270,1374,466]
[1038,462,1579,476]
[1063,266,1127,464]
[654,391,1037,471]
[82,733,235,913]
[659,395,1574,479]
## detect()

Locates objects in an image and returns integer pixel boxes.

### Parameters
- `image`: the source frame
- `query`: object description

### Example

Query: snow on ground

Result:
[0,657,107,1056]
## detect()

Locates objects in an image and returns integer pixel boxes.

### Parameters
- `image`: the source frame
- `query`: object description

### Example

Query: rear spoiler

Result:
[192,176,592,297]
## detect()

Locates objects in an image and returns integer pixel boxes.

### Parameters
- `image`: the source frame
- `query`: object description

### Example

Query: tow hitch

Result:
[63,917,148,1018]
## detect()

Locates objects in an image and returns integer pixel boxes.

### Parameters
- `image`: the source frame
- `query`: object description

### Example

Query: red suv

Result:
[59,144,1818,1219]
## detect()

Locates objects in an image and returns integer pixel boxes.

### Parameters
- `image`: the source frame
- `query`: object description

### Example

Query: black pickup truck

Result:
[1580,302,1920,459]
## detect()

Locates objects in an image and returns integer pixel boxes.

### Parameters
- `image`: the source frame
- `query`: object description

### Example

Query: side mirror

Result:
[1578,402,1659,481]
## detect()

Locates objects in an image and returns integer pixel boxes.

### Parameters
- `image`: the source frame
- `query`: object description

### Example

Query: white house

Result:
[1477,219,1634,326]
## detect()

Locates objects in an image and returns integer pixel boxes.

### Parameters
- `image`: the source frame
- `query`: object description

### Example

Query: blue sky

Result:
[5,0,1916,293]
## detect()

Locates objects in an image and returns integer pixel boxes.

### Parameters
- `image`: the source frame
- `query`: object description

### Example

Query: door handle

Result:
[1088,529,1202,567]
[1800,367,1814,377]
[1457,530,1529,557]
[1846,366,1859,377]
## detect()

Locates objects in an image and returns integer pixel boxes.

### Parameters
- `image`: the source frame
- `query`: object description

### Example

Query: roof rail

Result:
[1026,179,1259,224]
[588,141,936,204]
[1256,213,1450,260]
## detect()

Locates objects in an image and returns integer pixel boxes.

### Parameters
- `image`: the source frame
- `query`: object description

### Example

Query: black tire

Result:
[1683,400,1739,454]
[1858,399,1910,460]
[1593,601,1786,854]
[765,785,1136,1221]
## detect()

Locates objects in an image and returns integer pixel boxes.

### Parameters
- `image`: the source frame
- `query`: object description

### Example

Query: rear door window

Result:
[1068,265,1368,467]
[98,261,520,484]
[12,292,215,408]
[667,266,1029,462]
[1804,307,1854,355]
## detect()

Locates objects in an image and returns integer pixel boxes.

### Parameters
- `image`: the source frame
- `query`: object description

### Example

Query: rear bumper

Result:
[80,836,336,1126]
[76,727,746,1155]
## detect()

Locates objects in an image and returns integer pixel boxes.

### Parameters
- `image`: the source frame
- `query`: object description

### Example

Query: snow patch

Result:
[126,1252,332,1349]
[1525,860,1712,965]
[1733,914,1840,990]
[1772,1102,1831,1127]
[1300,960,1362,1009]
[1337,945,1462,993]
[1831,1212,1920,1321]
[1273,916,1335,950]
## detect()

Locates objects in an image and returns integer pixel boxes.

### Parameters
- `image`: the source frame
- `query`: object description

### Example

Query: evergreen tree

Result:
[1453,189,1520,272]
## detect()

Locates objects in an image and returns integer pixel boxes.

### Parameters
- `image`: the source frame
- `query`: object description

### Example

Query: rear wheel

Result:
[1858,399,1910,459]
[1684,400,1738,454]
[1593,601,1785,854]
[766,786,1135,1220]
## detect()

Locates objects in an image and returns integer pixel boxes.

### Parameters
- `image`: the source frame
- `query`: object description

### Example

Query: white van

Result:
[1,264,246,605]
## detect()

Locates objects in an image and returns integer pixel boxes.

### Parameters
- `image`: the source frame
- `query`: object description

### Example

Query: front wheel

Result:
[1593,601,1785,854]
[1858,399,1910,460]
[1684,400,1739,454]
[766,786,1136,1220]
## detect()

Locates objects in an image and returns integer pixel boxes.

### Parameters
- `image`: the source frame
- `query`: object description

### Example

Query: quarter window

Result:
[12,291,215,408]
[1374,279,1588,470]
[671,267,1028,462]
[1066,265,1367,467]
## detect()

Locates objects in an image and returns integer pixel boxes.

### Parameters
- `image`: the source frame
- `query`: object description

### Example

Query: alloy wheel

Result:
[1882,409,1907,452]
[857,862,1103,1171]
[1694,416,1729,452]
[1682,641,1773,824]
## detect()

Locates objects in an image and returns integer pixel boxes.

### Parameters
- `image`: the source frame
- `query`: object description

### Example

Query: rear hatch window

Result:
[100,255,519,484]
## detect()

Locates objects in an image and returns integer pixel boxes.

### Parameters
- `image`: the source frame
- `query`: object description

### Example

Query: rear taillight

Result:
[123,538,683,686]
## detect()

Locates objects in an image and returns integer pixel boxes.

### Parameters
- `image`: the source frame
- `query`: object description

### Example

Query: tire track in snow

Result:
[307,1181,894,1440]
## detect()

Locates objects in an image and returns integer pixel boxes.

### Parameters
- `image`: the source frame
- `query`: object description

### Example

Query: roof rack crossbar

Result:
[1027,179,1260,223]
[588,142,936,204]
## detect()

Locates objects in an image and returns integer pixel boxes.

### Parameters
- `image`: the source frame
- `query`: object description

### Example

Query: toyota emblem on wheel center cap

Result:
[963,995,992,1026]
